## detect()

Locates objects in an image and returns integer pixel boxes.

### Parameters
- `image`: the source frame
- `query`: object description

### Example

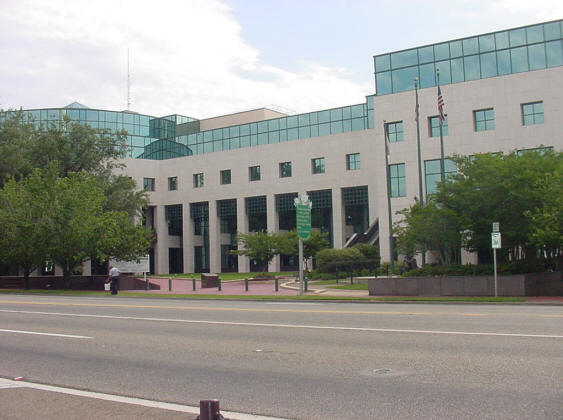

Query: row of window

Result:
[143,153,362,192]
[385,101,544,141]
[390,146,551,198]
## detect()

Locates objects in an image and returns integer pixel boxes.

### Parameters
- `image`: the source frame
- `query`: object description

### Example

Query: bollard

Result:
[304,275,308,292]
[199,399,220,420]
[192,277,196,291]
[275,276,279,292]
[245,277,248,292]
[168,278,172,292]
[218,276,221,292]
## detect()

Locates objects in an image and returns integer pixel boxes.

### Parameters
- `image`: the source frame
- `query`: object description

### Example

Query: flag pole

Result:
[384,121,394,275]
[437,68,445,183]
[414,77,426,266]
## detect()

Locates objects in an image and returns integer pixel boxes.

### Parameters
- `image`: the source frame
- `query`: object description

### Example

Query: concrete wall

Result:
[368,272,562,297]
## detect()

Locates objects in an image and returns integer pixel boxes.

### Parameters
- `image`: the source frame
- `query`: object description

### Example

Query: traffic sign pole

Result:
[295,194,312,296]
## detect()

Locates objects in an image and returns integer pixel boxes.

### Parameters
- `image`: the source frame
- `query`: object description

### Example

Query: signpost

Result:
[491,223,501,297]
[110,255,151,290]
[294,193,312,295]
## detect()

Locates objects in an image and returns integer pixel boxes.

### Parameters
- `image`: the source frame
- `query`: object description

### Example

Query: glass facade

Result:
[249,165,261,181]
[389,163,406,197]
[385,121,404,142]
[279,161,292,178]
[424,159,457,195]
[522,101,544,125]
[346,153,360,170]
[429,116,448,137]
[474,108,495,131]
[374,20,563,95]
[312,157,325,174]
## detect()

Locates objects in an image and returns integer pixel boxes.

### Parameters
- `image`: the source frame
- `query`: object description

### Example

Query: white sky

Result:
[0,0,561,118]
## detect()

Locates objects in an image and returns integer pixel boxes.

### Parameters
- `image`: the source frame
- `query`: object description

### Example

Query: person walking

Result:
[108,265,120,295]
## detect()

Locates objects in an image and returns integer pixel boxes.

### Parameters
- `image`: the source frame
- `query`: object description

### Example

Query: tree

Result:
[0,169,52,288]
[277,230,330,270]
[42,172,152,288]
[233,231,283,273]
[394,198,461,265]
[0,111,35,187]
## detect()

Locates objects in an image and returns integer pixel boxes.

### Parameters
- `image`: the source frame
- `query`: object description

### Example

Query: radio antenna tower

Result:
[127,48,131,111]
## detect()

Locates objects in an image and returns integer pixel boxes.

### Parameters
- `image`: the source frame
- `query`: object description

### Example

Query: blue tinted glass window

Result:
[213,129,222,140]
[479,34,495,52]
[203,131,212,141]
[528,44,546,70]
[391,49,418,68]
[287,127,298,140]
[204,142,213,153]
[429,116,448,137]
[330,121,343,134]
[279,118,287,129]
[496,31,509,49]
[342,119,351,132]
[106,112,117,122]
[230,126,240,137]
[480,52,497,78]
[310,125,319,137]
[66,109,79,120]
[280,130,288,141]
[376,71,392,95]
[451,58,464,83]
[390,163,406,197]
[497,49,511,75]
[510,28,526,47]
[463,37,478,55]
[86,110,98,121]
[418,46,434,63]
[522,102,544,125]
[526,25,544,43]
[257,121,268,133]
[375,54,391,71]
[257,133,268,145]
[287,116,298,128]
[351,104,364,118]
[330,108,342,121]
[298,114,309,126]
[318,110,330,123]
[544,22,560,41]
[213,140,223,152]
[464,55,480,80]
[298,126,310,139]
[268,119,279,131]
[434,43,450,61]
[351,118,365,131]
[419,63,436,88]
[511,46,529,73]
[269,131,280,143]
[450,40,463,58]
[341,107,351,119]
[385,121,403,142]
[318,123,330,136]
[474,108,495,131]
[392,66,419,92]
[240,124,250,135]
[546,40,563,67]
[435,61,451,84]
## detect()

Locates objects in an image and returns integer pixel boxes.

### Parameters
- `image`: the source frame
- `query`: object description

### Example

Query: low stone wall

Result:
[368,271,562,297]
[0,275,154,291]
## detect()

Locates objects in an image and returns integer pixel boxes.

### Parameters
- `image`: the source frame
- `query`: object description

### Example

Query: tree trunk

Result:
[23,268,31,290]
[62,266,72,289]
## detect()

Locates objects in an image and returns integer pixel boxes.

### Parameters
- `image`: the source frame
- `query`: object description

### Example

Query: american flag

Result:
[438,85,445,125]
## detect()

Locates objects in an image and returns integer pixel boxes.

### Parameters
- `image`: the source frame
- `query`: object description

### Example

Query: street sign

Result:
[492,222,500,232]
[491,232,501,249]
[110,255,150,273]
[296,204,312,239]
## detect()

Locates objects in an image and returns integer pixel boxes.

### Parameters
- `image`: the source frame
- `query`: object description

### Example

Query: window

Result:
[279,161,292,178]
[385,121,404,142]
[346,153,360,170]
[424,159,457,195]
[474,108,495,131]
[249,165,261,181]
[428,116,448,137]
[143,177,155,191]
[389,163,406,197]
[193,173,204,188]
[220,169,231,185]
[168,176,177,191]
[517,146,553,156]
[522,102,544,126]
[312,157,325,174]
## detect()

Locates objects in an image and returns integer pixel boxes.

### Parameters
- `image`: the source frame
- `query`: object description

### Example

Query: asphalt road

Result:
[1,295,562,419]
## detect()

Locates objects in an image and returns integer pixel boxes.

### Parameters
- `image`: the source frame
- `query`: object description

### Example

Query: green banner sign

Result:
[296,204,311,239]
